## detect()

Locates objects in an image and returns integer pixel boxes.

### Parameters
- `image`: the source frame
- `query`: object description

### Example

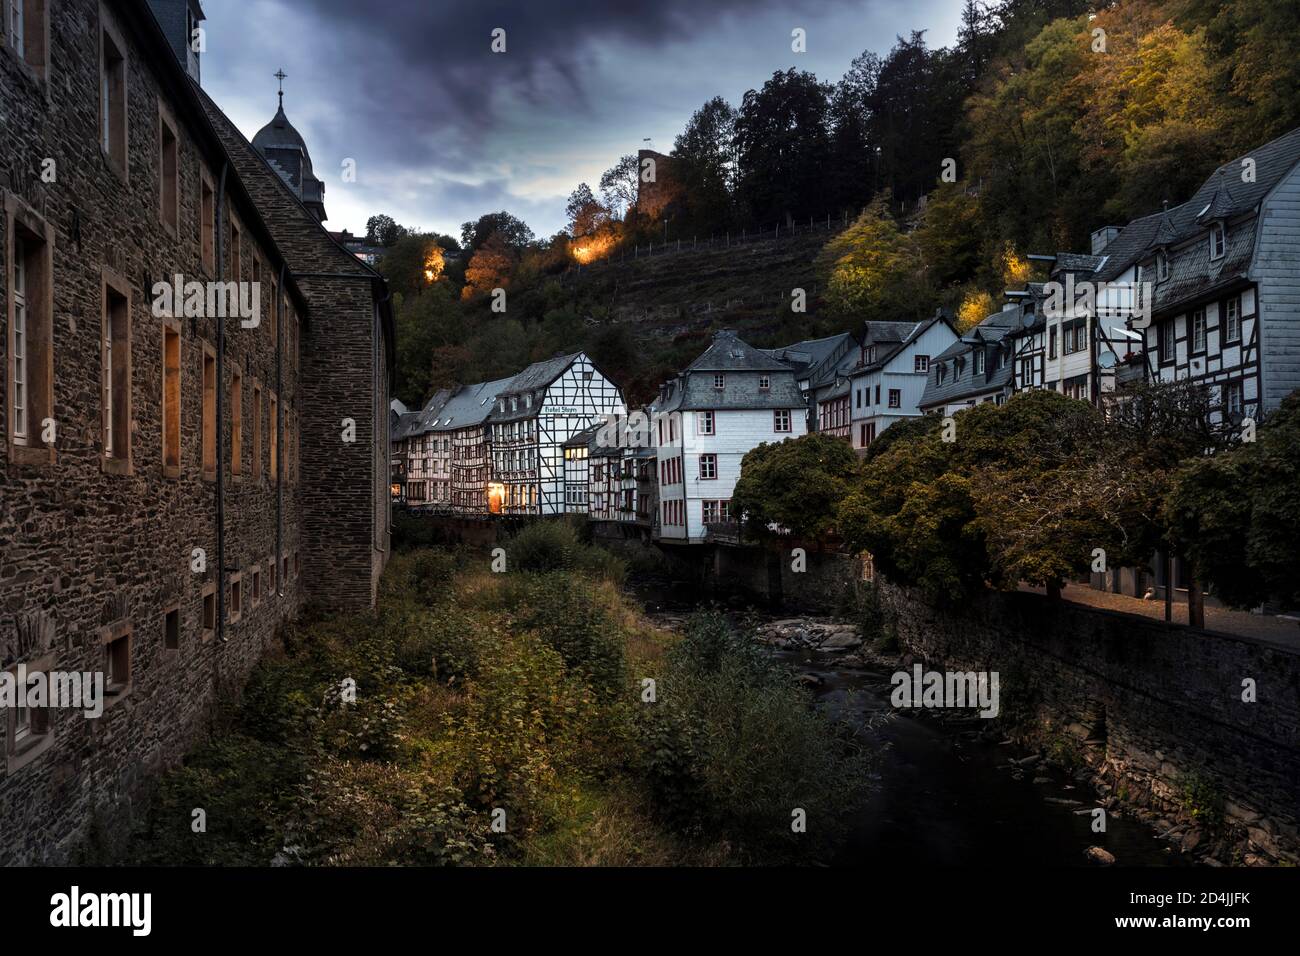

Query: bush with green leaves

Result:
[637,613,870,861]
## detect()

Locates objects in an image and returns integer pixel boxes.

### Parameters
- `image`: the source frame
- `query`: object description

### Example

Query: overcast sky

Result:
[203,0,962,239]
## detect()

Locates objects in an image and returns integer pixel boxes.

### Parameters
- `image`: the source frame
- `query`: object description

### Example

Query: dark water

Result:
[774,647,1180,867]
[633,578,1180,867]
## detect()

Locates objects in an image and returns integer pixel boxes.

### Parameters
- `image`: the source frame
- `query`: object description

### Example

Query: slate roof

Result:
[918,309,1020,410]
[563,423,602,449]
[692,332,792,373]
[852,317,947,374]
[660,331,806,412]
[762,331,857,384]
[1092,125,1300,313]
[431,377,516,431]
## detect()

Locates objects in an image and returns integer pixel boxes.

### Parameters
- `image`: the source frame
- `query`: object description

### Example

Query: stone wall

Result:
[876,578,1300,864]
[0,0,310,863]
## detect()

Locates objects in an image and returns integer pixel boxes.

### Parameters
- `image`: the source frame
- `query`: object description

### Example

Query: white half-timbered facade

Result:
[1087,127,1300,423]
[488,352,625,516]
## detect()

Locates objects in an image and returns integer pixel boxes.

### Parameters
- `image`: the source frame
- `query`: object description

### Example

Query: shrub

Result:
[637,613,870,861]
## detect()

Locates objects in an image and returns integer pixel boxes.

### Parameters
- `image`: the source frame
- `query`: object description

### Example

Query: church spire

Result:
[275,68,287,109]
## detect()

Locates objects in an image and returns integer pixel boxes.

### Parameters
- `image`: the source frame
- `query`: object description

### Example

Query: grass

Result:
[126,531,871,866]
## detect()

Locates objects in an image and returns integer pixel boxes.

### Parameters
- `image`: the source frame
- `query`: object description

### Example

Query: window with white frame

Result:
[699,454,717,479]
[12,234,28,445]
[914,355,929,373]
[758,374,770,390]
[713,373,725,389]
[697,411,714,435]
[1161,320,1176,362]
[1223,381,1243,417]
[1191,308,1207,353]
[774,409,791,432]
[974,350,985,375]
[1224,296,1241,343]
[888,389,901,409]
[1210,223,1225,260]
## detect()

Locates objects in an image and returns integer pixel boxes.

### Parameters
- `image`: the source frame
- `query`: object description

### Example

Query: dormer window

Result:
[937,364,946,384]
[713,374,725,390]
[524,393,531,409]
[974,350,985,375]
[1156,250,1169,282]
[1209,222,1225,261]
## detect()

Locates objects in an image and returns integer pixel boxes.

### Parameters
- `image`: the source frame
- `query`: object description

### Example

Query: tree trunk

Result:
[1188,576,1206,630]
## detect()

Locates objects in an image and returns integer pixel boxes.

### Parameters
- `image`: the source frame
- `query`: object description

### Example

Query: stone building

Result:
[0,0,390,863]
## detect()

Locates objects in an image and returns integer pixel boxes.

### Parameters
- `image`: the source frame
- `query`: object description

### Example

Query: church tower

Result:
[252,73,329,223]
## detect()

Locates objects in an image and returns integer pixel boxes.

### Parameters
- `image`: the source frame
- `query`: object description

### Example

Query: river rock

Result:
[818,628,863,650]
[1083,846,1116,865]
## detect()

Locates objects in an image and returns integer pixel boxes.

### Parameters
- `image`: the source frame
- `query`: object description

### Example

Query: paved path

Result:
[1018,582,1300,652]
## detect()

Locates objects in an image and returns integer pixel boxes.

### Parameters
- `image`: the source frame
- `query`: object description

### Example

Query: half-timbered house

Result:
[1088,127,1300,423]
[487,353,625,516]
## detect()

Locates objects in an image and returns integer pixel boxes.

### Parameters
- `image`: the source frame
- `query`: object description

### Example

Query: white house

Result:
[488,352,626,516]
[849,314,959,448]
[654,330,808,544]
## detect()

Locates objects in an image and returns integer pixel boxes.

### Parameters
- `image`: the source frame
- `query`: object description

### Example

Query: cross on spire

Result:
[275,69,287,107]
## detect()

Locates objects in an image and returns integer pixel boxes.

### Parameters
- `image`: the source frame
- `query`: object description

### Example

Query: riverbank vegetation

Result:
[733,384,1300,612]
[127,523,869,866]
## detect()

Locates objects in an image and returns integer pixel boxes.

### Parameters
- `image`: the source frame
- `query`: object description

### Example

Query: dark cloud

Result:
[203,0,958,235]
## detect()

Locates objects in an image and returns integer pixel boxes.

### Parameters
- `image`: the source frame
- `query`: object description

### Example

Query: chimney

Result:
[1090,226,1121,256]
[147,0,206,84]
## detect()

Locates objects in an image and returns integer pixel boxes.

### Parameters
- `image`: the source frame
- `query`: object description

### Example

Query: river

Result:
[633,579,1180,867]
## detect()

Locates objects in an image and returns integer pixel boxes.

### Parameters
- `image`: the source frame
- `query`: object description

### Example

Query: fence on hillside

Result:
[569,209,855,277]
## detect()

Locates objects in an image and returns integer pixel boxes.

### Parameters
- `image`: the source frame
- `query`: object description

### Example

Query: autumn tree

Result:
[816,194,928,320]
[565,183,607,238]
[461,233,517,301]
[731,433,862,540]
